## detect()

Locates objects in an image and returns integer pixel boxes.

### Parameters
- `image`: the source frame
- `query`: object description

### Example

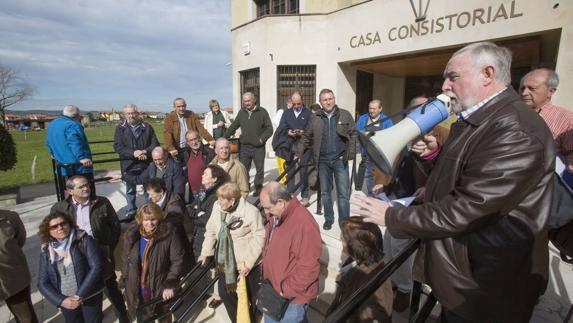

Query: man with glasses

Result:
[51,175,128,323]
[122,146,186,200]
[183,130,215,202]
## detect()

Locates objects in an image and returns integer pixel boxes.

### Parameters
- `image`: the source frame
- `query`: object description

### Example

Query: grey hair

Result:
[65,175,87,190]
[63,105,80,118]
[453,42,512,86]
[185,129,199,138]
[123,103,139,112]
[526,68,560,90]
[267,182,292,204]
[291,91,302,101]
[215,137,229,148]
[242,92,257,103]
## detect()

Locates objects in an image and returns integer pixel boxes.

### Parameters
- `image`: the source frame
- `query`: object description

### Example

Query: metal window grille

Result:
[276,65,316,110]
[256,0,298,17]
[240,68,260,104]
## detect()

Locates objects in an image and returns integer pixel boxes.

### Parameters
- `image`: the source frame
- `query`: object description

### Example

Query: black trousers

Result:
[218,264,261,323]
[104,271,129,323]
[239,145,265,188]
[5,285,39,323]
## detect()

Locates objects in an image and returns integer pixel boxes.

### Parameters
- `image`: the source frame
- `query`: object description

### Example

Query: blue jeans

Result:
[318,158,350,223]
[264,303,308,323]
[125,181,137,215]
[363,156,374,195]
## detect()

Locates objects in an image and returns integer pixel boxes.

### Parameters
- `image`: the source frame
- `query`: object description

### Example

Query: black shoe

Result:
[323,221,333,230]
[393,290,411,312]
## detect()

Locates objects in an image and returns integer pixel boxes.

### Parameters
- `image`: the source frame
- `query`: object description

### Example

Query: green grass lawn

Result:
[0,121,164,190]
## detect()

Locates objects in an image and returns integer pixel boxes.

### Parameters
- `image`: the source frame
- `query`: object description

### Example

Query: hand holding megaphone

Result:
[358,94,452,175]
[411,134,438,157]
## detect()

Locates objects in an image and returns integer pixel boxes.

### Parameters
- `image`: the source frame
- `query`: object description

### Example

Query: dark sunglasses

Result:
[49,221,68,230]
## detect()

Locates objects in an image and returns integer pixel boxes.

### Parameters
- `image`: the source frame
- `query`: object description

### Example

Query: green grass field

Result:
[0,121,164,190]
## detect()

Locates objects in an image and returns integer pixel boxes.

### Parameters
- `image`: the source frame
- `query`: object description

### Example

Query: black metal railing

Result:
[324,239,426,323]
[136,258,216,323]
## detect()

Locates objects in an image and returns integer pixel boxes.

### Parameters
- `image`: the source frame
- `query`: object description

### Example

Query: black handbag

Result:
[255,279,292,321]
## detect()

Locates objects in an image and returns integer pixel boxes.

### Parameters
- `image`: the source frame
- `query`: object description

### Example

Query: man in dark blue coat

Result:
[113,104,159,217]
[123,147,186,200]
[278,92,312,206]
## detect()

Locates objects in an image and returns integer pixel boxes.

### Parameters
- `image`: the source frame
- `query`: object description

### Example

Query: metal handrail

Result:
[135,259,215,323]
[324,239,422,323]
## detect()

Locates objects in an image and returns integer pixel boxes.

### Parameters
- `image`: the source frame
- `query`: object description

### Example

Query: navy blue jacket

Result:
[113,121,159,175]
[38,230,103,307]
[273,107,312,161]
[122,157,186,199]
[46,115,93,176]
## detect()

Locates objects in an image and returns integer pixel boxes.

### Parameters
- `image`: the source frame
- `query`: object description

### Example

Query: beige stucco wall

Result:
[232,0,573,119]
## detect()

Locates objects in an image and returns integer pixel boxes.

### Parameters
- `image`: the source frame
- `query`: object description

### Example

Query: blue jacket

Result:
[46,115,93,176]
[37,230,103,307]
[123,157,186,199]
[356,113,393,156]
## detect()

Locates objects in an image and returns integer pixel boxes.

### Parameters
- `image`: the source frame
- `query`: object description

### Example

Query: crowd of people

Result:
[1,41,572,323]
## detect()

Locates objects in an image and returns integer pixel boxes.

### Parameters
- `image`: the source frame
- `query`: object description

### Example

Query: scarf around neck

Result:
[216,210,237,293]
[49,229,75,267]
[139,225,157,296]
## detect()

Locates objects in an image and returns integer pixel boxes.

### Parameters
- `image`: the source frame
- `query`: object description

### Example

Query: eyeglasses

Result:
[49,221,68,230]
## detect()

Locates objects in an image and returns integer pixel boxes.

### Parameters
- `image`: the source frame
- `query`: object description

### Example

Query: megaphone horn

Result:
[358,94,452,175]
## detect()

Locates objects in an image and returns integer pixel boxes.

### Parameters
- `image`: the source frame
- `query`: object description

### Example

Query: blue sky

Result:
[0,0,232,113]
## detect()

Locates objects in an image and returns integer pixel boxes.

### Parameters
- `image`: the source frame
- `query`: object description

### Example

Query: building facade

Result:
[232,0,573,119]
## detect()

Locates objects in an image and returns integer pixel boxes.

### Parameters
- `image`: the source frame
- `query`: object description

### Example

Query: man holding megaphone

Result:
[352,42,555,323]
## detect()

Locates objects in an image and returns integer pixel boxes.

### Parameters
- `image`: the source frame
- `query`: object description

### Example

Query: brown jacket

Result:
[386,89,555,322]
[163,110,214,153]
[327,260,393,323]
[120,222,186,316]
[0,210,30,300]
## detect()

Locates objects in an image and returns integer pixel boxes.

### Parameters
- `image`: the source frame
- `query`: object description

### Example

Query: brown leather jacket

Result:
[163,110,214,153]
[386,89,555,322]
[120,222,186,316]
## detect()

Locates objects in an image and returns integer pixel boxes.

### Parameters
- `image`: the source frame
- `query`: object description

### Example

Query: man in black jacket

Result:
[225,92,273,196]
[113,104,159,217]
[51,175,129,323]
[122,146,186,200]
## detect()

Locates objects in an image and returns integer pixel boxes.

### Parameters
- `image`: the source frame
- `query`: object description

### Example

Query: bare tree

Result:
[0,65,34,125]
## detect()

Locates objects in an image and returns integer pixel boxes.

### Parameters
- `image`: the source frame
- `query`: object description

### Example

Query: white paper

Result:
[376,193,416,208]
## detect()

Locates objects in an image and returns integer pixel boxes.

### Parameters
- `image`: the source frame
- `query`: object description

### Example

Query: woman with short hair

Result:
[121,202,185,322]
[198,182,265,322]
[327,217,393,322]
[204,99,232,140]
[37,211,103,323]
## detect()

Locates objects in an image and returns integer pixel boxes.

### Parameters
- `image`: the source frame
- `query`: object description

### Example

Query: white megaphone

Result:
[358,94,452,176]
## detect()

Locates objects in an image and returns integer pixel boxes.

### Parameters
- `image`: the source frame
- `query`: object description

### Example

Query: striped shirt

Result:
[459,88,507,120]
[538,102,573,172]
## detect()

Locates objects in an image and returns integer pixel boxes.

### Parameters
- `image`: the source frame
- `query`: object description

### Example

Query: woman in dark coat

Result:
[327,217,393,323]
[37,211,103,323]
[120,202,185,322]
[188,164,230,258]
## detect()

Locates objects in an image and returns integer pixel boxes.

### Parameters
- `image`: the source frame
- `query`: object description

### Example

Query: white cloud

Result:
[0,0,232,112]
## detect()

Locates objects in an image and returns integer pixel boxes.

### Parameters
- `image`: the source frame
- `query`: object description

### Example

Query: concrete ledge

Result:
[0,193,17,207]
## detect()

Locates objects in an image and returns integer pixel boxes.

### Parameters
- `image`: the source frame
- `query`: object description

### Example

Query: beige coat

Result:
[210,156,250,198]
[200,197,265,271]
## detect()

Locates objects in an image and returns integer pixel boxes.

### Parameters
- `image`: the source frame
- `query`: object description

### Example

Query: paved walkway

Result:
[1,158,572,322]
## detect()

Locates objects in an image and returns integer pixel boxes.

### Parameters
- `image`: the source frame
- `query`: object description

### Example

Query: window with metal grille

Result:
[240,68,260,104]
[255,0,299,17]
[276,65,316,110]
